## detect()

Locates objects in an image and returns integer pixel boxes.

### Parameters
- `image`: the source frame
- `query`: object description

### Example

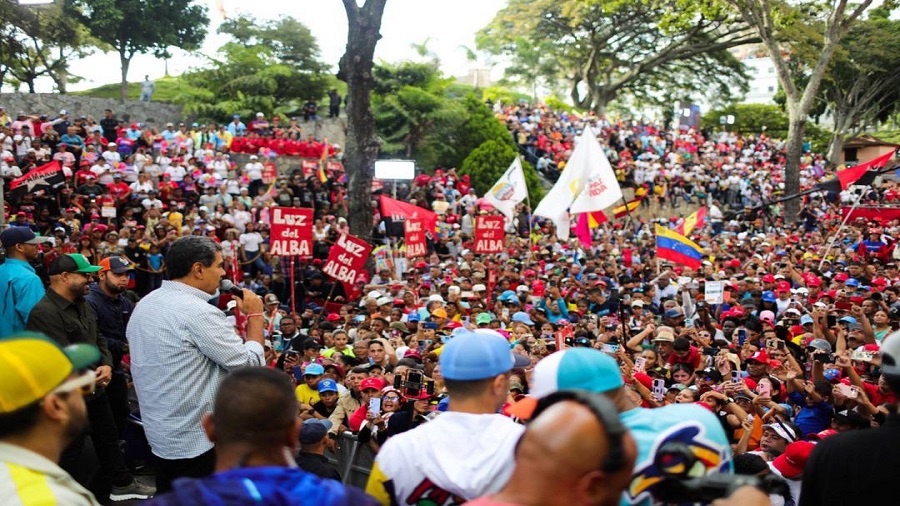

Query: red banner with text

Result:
[405,218,427,258]
[474,215,505,254]
[269,207,314,257]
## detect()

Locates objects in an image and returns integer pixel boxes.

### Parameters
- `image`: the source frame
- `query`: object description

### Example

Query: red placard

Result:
[405,218,427,258]
[474,215,505,254]
[269,207,314,257]
[301,160,319,178]
[323,233,372,285]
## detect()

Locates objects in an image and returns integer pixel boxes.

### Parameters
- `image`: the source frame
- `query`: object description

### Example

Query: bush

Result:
[460,139,544,204]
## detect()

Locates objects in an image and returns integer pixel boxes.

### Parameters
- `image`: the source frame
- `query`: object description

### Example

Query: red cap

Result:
[747,351,770,366]
[872,277,888,287]
[772,441,815,479]
[727,259,742,268]
[806,276,822,287]
[360,377,386,391]
[325,313,341,322]
[834,272,849,282]
[776,281,791,293]
[414,261,428,269]
[445,321,462,330]
[807,429,838,441]
[761,274,776,283]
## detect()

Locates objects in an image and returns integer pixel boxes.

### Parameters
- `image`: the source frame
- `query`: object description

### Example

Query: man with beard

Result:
[85,256,135,437]
[27,254,154,502]
[0,334,102,505]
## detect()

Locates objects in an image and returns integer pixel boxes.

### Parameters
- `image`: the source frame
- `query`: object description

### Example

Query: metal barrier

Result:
[324,431,375,489]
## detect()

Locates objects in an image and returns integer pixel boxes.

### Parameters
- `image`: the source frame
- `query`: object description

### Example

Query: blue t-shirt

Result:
[148,253,164,271]
[619,404,733,506]
[789,392,833,436]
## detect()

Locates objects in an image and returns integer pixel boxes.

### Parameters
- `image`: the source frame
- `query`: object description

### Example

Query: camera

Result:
[650,442,789,503]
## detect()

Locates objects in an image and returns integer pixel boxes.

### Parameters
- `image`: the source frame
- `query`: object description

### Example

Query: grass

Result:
[71,75,197,103]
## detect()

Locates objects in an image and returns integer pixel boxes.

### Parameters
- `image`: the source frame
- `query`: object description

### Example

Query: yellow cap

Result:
[0,333,100,413]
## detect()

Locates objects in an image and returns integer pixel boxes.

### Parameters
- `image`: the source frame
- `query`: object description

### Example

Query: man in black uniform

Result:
[85,256,135,437]
[799,331,900,505]
[296,419,341,481]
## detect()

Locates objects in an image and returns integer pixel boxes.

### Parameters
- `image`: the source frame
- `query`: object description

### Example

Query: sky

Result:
[60,0,509,92]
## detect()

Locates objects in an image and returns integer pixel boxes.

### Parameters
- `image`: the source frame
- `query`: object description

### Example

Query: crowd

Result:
[1,99,900,506]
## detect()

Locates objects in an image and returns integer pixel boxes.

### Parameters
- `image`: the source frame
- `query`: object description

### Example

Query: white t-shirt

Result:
[164,164,186,182]
[244,162,264,181]
[239,231,264,252]
[366,411,524,504]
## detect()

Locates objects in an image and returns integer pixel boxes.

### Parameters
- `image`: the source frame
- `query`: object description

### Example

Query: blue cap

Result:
[498,290,519,304]
[303,363,325,376]
[407,312,421,322]
[762,291,777,302]
[233,114,241,118]
[846,279,859,287]
[511,312,534,326]
[317,378,338,393]
[839,316,857,325]
[0,226,52,248]
[299,418,332,444]
[663,309,682,319]
[800,314,814,325]
[439,329,531,380]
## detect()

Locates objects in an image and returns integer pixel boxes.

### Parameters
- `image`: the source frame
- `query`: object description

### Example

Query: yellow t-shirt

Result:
[295,384,320,406]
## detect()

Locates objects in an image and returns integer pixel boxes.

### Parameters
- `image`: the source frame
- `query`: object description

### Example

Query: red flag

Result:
[379,195,438,232]
[837,150,895,190]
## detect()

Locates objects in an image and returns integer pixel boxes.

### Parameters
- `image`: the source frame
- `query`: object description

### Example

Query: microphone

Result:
[220,279,244,299]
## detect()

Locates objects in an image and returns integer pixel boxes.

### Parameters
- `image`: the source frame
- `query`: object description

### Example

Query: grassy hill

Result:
[71,76,197,103]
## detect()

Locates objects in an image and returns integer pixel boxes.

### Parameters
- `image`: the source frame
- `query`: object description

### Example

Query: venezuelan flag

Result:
[655,225,704,269]
[613,198,641,219]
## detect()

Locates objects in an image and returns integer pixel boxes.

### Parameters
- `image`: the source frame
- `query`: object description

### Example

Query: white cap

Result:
[428,294,445,303]
[59,109,68,115]
[376,296,392,306]
[516,285,530,292]
[472,284,486,292]
[366,290,383,299]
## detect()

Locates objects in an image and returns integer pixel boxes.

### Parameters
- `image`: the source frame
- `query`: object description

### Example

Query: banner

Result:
[380,195,438,233]
[842,206,900,223]
[323,233,372,300]
[9,160,65,199]
[474,215,505,254]
[405,218,427,258]
[483,157,529,222]
[269,207,314,256]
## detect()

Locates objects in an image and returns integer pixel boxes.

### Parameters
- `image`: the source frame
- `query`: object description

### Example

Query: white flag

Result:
[569,133,623,213]
[483,157,528,222]
[533,129,596,240]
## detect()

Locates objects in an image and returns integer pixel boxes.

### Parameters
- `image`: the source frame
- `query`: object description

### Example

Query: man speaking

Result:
[127,236,265,493]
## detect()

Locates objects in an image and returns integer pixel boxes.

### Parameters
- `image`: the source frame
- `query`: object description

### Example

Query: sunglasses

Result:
[383,395,402,402]
[52,370,97,396]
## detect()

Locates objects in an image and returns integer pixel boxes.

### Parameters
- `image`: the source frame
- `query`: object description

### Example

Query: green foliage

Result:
[460,140,544,203]
[0,2,97,93]
[72,75,203,102]
[701,104,790,136]
[480,86,532,106]
[176,16,331,124]
[477,0,755,112]
[66,0,208,100]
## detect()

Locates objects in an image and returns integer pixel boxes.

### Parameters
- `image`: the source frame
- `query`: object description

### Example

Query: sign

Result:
[405,218,427,258]
[323,233,372,285]
[705,281,724,305]
[101,205,117,218]
[474,215,505,254]
[301,160,318,179]
[269,207,313,257]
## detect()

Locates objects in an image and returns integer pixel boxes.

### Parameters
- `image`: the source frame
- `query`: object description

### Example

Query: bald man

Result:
[468,398,638,506]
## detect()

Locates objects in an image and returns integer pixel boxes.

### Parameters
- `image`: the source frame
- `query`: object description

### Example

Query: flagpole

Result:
[620,193,639,236]
[818,189,867,270]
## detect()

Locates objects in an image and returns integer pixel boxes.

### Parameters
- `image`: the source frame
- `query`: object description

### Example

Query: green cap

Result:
[475,313,493,325]
[48,253,103,275]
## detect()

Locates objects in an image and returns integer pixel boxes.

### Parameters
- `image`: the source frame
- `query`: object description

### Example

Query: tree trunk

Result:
[119,50,130,103]
[783,116,806,222]
[55,47,67,94]
[338,0,387,242]
[827,133,845,165]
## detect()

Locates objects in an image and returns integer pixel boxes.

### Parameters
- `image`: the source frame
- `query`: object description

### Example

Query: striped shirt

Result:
[0,443,100,505]
[127,280,265,460]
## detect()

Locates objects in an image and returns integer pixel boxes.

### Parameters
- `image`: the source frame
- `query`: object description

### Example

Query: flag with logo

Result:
[483,157,529,222]
[9,161,65,200]
[533,129,597,240]
[569,138,623,214]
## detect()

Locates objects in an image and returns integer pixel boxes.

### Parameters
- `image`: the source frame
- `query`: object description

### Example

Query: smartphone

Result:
[369,397,382,416]
[634,357,647,374]
[652,379,666,402]
[827,314,837,327]
[285,350,299,360]
[601,343,620,354]
[406,372,423,397]
[850,349,874,362]
[731,370,742,384]
[737,329,747,345]
[423,322,438,330]
[835,383,858,399]
[502,308,510,319]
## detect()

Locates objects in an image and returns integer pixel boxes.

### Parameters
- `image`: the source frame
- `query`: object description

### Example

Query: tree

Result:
[338,0,388,241]
[0,2,95,93]
[819,10,900,162]
[477,0,757,113]
[701,104,789,136]
[179,16,331,122]
[66,0,208,102]
[461,139,544,204]
[717,0,881,220]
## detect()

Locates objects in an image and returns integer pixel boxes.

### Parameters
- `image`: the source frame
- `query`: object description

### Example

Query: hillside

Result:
[71,76,198,103]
